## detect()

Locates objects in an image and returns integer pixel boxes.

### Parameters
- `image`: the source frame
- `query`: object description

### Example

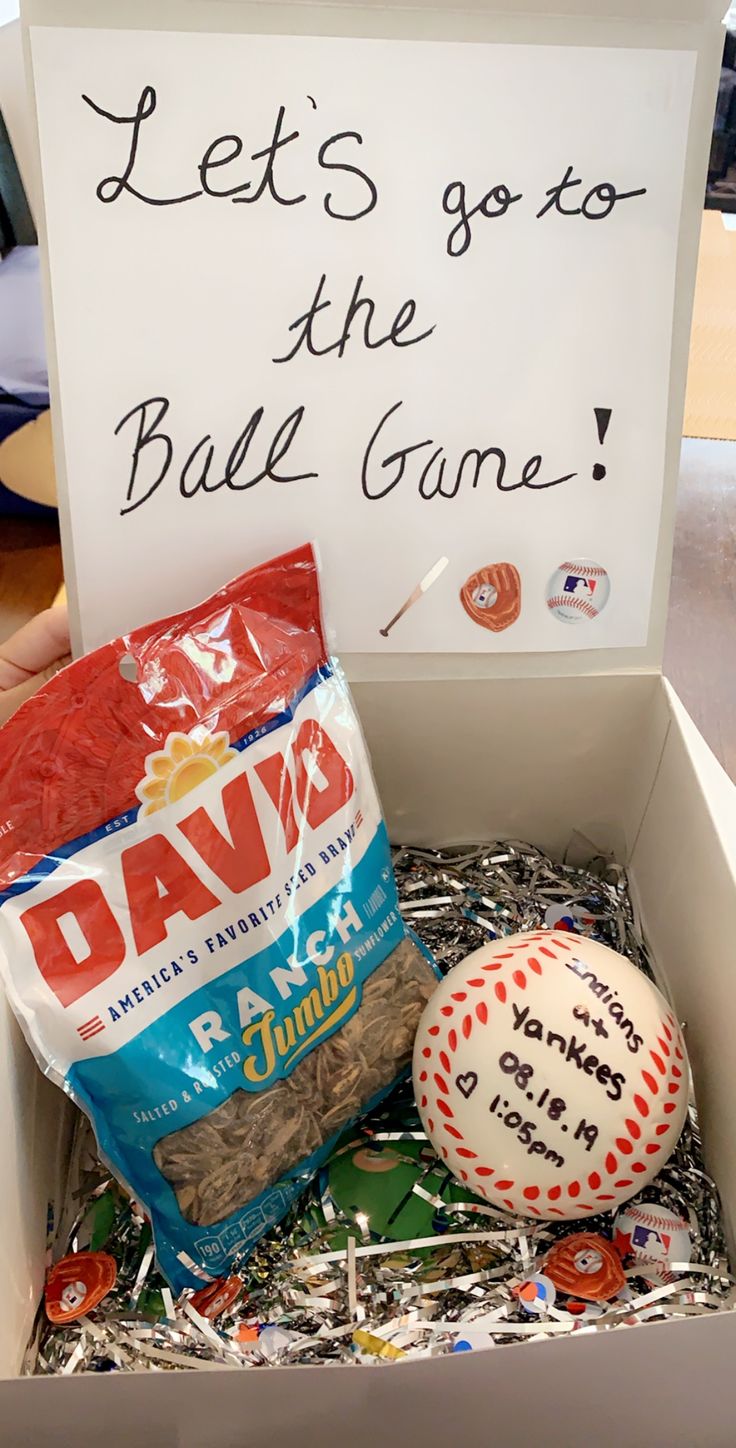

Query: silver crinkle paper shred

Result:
[28,842,734,1374]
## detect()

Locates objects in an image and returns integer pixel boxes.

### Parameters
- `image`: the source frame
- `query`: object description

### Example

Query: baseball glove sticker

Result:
[460,562,521,632]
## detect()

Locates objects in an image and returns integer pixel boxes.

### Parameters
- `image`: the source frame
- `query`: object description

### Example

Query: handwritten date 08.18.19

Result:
[489,1050,599,1156]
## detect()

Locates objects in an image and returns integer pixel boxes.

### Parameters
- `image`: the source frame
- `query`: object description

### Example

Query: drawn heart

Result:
[455,1072,478,1100]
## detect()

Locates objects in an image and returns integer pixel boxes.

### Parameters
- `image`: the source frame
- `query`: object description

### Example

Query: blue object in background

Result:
[0,244,54,518]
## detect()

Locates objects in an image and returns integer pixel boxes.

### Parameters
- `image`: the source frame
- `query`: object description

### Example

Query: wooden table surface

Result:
[1,437,735,782]
[0,515,63,638]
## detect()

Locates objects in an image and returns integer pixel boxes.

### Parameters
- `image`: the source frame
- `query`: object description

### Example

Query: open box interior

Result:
[3,668,736,1394]
[3,0,736,1437]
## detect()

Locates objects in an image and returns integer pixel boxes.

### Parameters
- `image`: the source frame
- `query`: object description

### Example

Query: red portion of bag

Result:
[0,544,325,891]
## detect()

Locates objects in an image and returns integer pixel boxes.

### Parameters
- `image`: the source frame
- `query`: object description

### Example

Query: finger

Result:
[0,654,72,727]
[0,606,70,690]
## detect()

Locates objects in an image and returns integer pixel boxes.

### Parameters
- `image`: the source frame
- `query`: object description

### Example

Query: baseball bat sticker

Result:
[379,556,449,638]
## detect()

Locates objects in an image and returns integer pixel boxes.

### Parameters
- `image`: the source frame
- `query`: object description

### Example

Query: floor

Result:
[684,212,736,442]
[664,437,736,782]
[1,435,735,781]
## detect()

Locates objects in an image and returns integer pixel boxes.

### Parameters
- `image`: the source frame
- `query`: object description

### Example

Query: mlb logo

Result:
[564,574,596,597]
[632,1223,670,1253]
[473,582,498,609]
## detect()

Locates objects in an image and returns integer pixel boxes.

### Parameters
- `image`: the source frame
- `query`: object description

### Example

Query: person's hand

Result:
[0,606,70,726]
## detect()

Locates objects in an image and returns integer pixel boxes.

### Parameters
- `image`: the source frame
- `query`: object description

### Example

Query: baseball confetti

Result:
[27,842,733,1374]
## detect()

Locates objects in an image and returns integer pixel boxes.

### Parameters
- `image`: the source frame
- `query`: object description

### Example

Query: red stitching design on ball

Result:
[657,1037,671,1058]
[428,1025,440,1037]
[615,1179,633,1188]
[616,1138,633,1155]
[650,1051,666,1075]
[434,1073,449,1095]
[421,1047,431,1059]
[559,561,607,577]
[547,594,598,619]
[425,932,634,1221]
[440,1006,454,1018]
[641,1070,659,1094]
[451,992,467,1003]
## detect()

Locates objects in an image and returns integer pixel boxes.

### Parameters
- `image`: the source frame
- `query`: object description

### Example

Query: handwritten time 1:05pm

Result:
[489,1050,600,1158]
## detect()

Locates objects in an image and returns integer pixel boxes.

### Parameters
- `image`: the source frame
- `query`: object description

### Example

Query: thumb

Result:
[0,654,72,727]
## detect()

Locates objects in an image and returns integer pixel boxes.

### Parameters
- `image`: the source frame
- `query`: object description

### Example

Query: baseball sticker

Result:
[413,931,689,1221]
[546,560,610,623]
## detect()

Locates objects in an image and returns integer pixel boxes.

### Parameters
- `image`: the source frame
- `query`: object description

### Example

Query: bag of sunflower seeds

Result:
[0,544,437,1290]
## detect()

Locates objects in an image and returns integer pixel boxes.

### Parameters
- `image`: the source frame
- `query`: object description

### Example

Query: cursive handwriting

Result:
[115,396,317,515]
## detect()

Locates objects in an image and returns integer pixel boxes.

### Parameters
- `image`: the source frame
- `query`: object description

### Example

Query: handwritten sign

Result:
[30,27,695,653]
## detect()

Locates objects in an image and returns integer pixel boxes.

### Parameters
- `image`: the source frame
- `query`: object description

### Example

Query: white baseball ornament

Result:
[546,560,610,623]
[413,931,688,1220]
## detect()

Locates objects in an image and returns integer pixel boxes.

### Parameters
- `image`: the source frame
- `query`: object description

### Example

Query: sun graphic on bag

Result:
[135,731,237,816]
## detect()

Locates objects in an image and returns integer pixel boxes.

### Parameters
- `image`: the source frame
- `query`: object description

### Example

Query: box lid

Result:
[21,0,725,680]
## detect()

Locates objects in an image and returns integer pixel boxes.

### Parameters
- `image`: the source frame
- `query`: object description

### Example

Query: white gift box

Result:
[2,0,735,1441]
